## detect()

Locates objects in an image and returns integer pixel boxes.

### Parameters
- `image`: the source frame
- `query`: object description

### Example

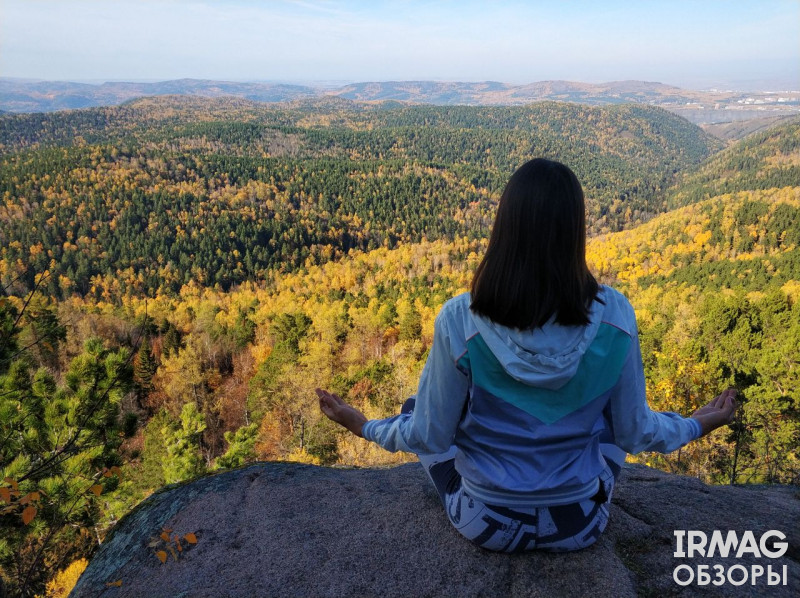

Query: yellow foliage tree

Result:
[44,558,88,598]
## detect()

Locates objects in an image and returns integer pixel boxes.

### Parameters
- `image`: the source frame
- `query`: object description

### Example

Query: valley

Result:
[1,97,798,595]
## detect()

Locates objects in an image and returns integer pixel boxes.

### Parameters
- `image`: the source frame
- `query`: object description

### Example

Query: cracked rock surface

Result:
[71,463,799,598]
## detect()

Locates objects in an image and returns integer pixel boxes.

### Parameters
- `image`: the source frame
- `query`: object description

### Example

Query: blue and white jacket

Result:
[362,287,702,507]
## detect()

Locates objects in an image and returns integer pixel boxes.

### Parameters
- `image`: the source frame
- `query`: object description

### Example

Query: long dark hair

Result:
[470,158,598,329]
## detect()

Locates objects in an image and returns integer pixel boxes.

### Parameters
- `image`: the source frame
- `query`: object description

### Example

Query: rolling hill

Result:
[0,98,720,297]
[667,117,800,208]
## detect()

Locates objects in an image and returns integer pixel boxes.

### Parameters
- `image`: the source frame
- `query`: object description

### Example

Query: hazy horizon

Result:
[2,75,798,95]
[1,0,798,92]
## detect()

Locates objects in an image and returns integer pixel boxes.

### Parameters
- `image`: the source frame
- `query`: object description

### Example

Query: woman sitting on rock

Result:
[316,157,737,552]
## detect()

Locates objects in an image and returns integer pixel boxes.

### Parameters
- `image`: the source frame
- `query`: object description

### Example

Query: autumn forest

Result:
[1,96,799,596]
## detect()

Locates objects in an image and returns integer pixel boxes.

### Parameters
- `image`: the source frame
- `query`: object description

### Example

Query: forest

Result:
[0,98,798,597]
[0,98,721,298]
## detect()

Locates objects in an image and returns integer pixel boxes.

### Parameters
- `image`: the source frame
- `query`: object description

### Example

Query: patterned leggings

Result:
[403,399,625,553]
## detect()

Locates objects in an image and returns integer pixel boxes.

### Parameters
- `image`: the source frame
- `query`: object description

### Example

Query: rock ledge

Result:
[71,463,800,597]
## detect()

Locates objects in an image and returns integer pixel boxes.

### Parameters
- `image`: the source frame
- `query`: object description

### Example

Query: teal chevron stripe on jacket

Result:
[459,323,632,425]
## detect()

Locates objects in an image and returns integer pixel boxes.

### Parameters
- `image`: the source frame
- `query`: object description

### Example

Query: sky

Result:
[1,0,798,90]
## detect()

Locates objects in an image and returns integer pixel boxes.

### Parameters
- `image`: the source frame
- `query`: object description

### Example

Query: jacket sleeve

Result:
[362,309,470,455]
[607,320,702,454]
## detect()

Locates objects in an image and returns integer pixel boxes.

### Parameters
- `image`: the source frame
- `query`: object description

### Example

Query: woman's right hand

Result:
[691,388,738,436]
[316,388,367,438]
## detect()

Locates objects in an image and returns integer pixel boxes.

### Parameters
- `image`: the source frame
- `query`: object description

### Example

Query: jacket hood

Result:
[469,290,607,391]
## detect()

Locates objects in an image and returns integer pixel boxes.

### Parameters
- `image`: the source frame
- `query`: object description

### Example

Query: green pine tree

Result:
[133,336,158,405]
[162,323,183,358]
[161,402,207,484]
[0,290,132,596]
[215,423,258,469]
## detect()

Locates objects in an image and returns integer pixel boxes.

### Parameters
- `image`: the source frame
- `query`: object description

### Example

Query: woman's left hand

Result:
[316,388,367,438]
[691,388,738,436]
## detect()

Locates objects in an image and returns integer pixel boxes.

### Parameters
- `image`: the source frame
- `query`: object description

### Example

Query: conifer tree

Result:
[161,402,207,484]
[0,286,133,597]
[18,297,67,371]
[397,299,422,342]
[162,323,183,358]
[133,335,158,404]
[0,291,19,375]
[215,423,258,469]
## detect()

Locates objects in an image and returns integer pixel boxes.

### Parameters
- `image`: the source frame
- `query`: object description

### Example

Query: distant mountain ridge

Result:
[333,79,693,105]
[2,77,798,124]
[0,78,316,112]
